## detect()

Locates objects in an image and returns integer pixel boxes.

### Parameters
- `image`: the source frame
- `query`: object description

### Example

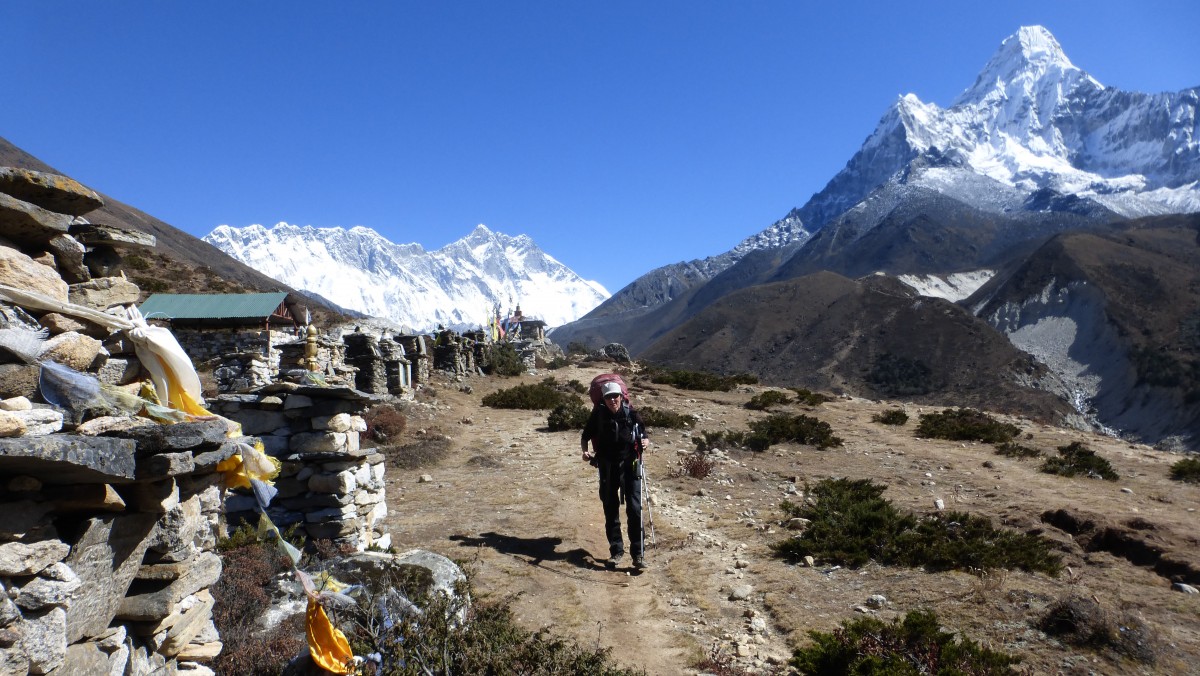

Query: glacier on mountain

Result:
[795,25,1199,242]
[204,222,609,331]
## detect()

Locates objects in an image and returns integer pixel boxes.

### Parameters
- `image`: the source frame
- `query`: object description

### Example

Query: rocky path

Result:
[380,366,1200,675]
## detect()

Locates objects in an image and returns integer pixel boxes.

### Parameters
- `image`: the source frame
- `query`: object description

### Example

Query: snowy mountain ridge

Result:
[798,25,1199,241]
[203,222,609,331]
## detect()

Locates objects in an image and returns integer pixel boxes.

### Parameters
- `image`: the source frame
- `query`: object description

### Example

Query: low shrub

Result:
[545,356,570,370]
[676,452,716,479]
[483,380,574,410]
[364,404,408,444]
[746,390,791,410]
[1169,456,1200,483]
[481,341,524,376]
[872,409,909,426]
[646,367,757,392]
[994,441,1041,459]
[791,609,1023,675]
[789,388,832,406]
[916,408,1020,443]
[382,434,453,470]
[211,539,304,675]
[565,379,588,394]
[1040,441,1119,480]
[1038,595,1157,664]
[547,397,590,431]
[691,430,735,453]
[638,406,697,429]
[772,478,1061,575]
[746,413,843,450]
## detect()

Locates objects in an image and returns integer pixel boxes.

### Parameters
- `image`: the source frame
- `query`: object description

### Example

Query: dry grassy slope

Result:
[379,365,1200,676]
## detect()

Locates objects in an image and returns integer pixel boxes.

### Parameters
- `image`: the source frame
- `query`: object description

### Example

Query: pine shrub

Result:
[994,441,1041,459]
[547,398,590,431]
[792,609,1023,675]
[1169,456,1200,483]
[482,342,524,376]
[789,388,832,406]
[638,406,697,429]
[746,390,791,410]
[772,478,1061,575]
[482,381,574,410]
[915,408,1019,443]
[872,409,909,426]
[1040,441,1119,480]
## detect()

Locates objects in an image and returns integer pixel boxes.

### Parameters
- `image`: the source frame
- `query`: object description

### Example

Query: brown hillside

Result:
[639,271,1073,424]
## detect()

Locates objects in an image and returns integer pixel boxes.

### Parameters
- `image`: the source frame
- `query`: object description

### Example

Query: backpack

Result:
[588,373,629,408]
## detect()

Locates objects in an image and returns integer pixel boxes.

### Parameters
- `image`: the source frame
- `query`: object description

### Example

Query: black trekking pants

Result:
[598,457,643,558]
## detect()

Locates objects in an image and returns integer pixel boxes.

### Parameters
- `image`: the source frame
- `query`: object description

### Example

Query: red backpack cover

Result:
[588,373,629,407]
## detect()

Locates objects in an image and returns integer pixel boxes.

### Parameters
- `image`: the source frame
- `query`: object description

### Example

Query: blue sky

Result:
[5,2,1198,294]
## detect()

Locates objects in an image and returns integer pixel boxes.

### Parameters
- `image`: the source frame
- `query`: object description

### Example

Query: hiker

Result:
[581,380,650,569]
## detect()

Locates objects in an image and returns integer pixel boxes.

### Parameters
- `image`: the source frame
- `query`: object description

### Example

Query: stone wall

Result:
[0,418,240,675]
[209,385,389,552]
[0,166,390,674]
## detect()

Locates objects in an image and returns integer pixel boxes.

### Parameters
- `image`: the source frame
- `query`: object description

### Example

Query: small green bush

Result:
[747,413,843,450]
[792,609,1023,675]
[547,397,590,431]
[483,381,574,410]
[638,406,697,429]
[1169,456,1200,483]
[482,342,524,376]
[746,391,791,410]
[565,379,588,394]
[916,408,1019,443]
[994,441,1041,459]
[545,356,570,370]
[772,478,1061,575]
[647,367,756,392]
[1040,441,1119,480]
[691,430,734,453]
[789,388,832,406]
[872,409,909,426]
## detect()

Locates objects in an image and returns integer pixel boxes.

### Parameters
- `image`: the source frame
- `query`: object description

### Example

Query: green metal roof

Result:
[139,293,290,321]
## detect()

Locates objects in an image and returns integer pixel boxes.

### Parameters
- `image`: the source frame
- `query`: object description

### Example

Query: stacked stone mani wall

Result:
[210,387,388,552]
[0,419,241,675]
[0,166,392,674]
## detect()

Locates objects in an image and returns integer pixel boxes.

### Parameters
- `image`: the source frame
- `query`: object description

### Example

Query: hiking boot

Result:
[632,555,646,569]
[605,553,622,569]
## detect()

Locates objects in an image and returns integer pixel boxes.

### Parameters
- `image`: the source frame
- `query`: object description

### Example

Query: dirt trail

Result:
[380,365,1200,675]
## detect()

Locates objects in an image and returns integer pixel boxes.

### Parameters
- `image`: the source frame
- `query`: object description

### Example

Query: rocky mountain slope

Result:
[204,222,609,332]
[553,25,1199,353]
[0,136,329,312]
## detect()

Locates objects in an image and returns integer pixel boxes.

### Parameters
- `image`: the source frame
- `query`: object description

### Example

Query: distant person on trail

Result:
[581,380,650,569]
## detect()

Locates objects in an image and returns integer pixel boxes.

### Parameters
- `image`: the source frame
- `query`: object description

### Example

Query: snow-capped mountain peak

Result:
[955,25,1098,109]
[204,222,608,331]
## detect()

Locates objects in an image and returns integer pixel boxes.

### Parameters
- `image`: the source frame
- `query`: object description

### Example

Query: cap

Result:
[601,382,623,398]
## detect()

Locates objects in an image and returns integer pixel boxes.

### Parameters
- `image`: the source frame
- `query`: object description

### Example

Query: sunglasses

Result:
[604,393,621,400]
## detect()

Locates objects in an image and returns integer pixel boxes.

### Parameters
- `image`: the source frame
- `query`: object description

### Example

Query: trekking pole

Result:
[640,457,656,548]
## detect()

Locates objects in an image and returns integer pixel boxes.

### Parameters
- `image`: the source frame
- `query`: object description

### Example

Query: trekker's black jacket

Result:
[581,403,647,462]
